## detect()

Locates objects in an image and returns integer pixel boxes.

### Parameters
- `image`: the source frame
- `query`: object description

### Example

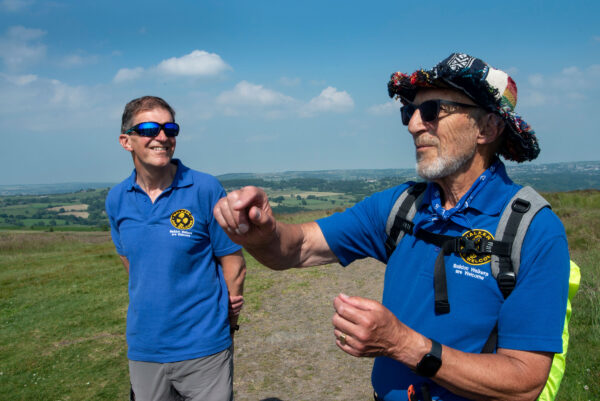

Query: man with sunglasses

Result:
[213,53,570,401]
[105,96,246,401]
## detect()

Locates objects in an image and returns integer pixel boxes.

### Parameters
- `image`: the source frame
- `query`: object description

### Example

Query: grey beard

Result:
[416,145,477,181]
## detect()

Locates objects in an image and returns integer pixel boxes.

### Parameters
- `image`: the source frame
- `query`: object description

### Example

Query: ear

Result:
[119,134,133,152]
[477,113,505,145]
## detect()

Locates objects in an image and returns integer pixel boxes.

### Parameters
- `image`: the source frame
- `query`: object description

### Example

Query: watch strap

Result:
[429,338,442,359]
[415,338,442,377]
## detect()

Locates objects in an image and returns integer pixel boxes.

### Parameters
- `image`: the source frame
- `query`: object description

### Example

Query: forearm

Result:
[221,251,246,331]
[390,332,551,401]
[245,221,337,269]
[333,295,551,401]
[119,255,129,274]
[222,251,246,297]
[432,347,551,401]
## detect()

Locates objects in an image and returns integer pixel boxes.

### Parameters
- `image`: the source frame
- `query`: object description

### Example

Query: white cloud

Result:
[0,75,110,133]
[521,91,557,107]
[528,73,544,88]
[1,72,37,85]
[302,87,354,116]
[521,64,600,107]
[6,25,44,41]
[60,53,99,68]
[279,76,301,86]
[367,101,399,116]
[1,0,33,12]
[156,50,231,77]
[48,79,88,108]
[217,81,295,108]
[0,26,46,70]
[113,67,144,83]
[215,82,356,119]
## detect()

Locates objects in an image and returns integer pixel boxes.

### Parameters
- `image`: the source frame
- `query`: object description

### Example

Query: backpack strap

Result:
[491,186,550,297]
[384,182,427,258]
[482,186,550,353]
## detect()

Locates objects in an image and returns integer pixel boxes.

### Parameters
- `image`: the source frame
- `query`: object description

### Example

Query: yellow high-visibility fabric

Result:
[537,261,581,401]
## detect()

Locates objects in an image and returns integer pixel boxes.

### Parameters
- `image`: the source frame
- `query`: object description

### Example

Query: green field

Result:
[0,191,598,400]
[0,187,353,231]
[0,188,110,230]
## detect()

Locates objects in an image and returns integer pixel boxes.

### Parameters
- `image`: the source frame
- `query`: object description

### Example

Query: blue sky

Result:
[0,0,598,185]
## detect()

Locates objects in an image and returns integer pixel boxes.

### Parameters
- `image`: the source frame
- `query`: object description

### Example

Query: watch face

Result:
[417,353,442,377]
[416,340,442,377]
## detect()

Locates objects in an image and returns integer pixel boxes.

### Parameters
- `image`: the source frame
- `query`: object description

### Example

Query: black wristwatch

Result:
[415,338,442,377]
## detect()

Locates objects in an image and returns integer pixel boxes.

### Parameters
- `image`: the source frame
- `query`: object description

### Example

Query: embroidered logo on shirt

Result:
[170,209,194,230]
[460,229,493,266]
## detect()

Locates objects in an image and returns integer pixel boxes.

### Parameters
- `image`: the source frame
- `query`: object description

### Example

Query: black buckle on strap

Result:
[497,271,516,296]
[456,237,485,256]
[512,198,531,213]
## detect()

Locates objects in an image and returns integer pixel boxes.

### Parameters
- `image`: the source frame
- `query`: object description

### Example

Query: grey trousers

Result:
[129,346,234,401]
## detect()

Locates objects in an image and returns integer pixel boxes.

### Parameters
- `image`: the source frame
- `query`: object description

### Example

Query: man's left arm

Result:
[218,250,247,335]
[332,294,552,401]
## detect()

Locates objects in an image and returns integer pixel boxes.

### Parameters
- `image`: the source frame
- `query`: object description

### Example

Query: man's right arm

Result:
[213,186,338,269]
[119,255,130,274]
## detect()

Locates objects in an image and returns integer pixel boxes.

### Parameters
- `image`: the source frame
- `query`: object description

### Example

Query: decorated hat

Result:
[387,53,539,162]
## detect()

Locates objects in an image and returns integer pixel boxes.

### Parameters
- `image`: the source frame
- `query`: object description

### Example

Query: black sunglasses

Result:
[125,121,180,137]
[400,99,478,126]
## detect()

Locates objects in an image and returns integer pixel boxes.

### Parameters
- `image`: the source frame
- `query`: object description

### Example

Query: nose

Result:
[407,108,426,136]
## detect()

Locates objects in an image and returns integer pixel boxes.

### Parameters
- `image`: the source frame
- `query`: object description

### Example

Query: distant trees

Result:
[219,176,410,199]
[0,188,111,229]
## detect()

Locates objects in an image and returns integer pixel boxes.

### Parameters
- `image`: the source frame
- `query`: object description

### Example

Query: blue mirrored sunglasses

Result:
[125,121,180,137]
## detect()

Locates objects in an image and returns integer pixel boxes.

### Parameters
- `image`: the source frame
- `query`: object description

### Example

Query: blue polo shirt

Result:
[105,159,241,363]
[317,162,569,401]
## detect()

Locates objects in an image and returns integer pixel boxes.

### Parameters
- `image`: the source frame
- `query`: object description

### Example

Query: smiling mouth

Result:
[150,146,169,151]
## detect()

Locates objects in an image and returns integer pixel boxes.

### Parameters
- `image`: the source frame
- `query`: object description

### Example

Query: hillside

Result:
[1,190,598,400]
[1,161,599,196]
[0,161,598,230]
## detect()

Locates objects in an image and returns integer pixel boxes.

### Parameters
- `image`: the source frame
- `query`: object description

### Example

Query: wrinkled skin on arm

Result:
[332,294,553,401]
[213,186,337,269]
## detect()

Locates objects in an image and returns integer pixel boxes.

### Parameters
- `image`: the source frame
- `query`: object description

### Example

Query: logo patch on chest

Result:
[460,229,493,266]
[170,209,195,230]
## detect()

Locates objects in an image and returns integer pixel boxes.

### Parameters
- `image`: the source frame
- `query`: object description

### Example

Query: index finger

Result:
[213,193,248,237]
[231,186,268,212]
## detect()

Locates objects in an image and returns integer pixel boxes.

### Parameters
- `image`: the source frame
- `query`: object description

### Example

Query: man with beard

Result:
[213,54,570,401]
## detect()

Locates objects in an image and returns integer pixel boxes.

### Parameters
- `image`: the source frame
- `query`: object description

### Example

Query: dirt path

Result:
[233,258,385,401]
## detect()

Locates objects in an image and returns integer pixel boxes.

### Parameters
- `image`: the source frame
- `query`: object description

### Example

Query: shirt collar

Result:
[419,159,514,217]
[125,158,193,192]
[466,160,514,215]
[169,159,193,189]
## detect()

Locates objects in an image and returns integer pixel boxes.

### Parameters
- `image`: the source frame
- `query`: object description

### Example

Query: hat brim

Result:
[388,70,539,162]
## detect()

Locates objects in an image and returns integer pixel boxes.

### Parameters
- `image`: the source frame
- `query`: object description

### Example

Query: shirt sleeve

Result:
[105,190,125,256]
[316,184,411,266]
[497,207,570,353]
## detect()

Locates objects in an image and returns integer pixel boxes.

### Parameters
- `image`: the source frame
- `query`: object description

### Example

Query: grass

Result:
[0,190,598,400]
[0,232,129,400]
[543,191,600,399]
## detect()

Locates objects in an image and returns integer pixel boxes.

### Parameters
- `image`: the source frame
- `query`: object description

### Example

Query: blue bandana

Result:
[426,160,501,227]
